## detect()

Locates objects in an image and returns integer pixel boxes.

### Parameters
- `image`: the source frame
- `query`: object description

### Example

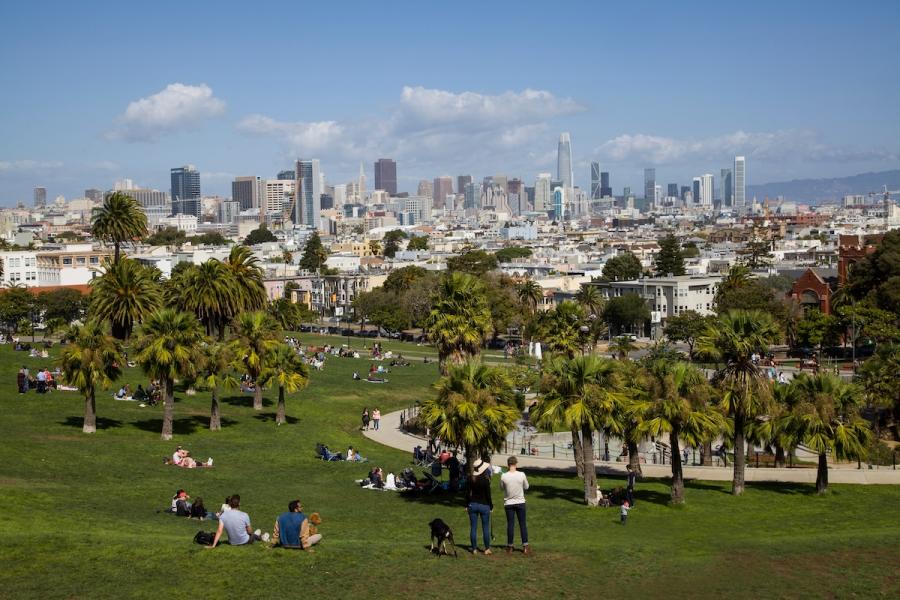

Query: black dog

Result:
[429,518,457,557]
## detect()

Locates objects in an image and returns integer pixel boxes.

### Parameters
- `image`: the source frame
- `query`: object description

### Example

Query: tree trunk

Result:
[276,385,286,426]
[464,447,476,478]
[702,441,713,466]
[571,426,584,478]
[627,439,642,477]
[209,388,221,432]
[581,426,598,506]
[161,378,174,441]
[669,430,684,504]
[114,242,120,265]
[253,380,263,411]
[774,445,785,469]
[816,452,829,494]
[732,413,746,496]
[83,389,97,434]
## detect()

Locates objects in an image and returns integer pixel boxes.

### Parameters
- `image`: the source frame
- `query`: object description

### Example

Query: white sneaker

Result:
[262,532,270,542]
[207,458,213,466]
[254,529,261,538]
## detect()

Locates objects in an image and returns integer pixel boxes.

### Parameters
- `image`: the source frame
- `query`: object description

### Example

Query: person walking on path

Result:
[620,500,631,525]
[500,456,530,555]
[626,464,637,507]
[361,408,370,431]
[466,458,493,555]
[372,408,381,431]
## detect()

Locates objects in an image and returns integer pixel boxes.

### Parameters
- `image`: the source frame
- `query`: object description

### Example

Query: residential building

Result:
[374,158,397,195]
[589,274,722,325]
[170,165,201,217]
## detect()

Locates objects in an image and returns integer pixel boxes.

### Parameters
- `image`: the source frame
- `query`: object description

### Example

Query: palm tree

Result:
[91,191,148,264]
[194,342,238,431]
[230,310,282,410]
[134,309,205,440]
[696,309,781,495]
[59,321,123,433]
[426,272,493,373]
[610,336,637,360]
[575,284,604,317]
[419,360,519,475]
[750,381,802,468]
[789,373,872,494]
[637,360,724,503]
[517,278,542,315]
[166,260,238,337]
[542,301,590,358]
[225,245,267,313]
[260,344,310,425]
[531,355,624,505]
[89,258,160,340]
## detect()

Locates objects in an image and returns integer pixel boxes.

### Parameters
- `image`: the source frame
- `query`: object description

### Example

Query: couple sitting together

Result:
[207,496,322,550]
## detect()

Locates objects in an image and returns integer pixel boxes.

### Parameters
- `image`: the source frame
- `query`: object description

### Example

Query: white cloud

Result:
[596,130,898,166]
[236,115,346,152]
[107,83,226,142]
[0,159,64,173]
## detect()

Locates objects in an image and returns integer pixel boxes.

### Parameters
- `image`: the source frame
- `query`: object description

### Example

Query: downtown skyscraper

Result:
[644,168,656,204]
[720,168,733,206]
[33,186,46,208]
[557,132,573,188]
[295,159,322,230]
[373,158,397,196]
[170,165,201,217]
[734,156,747,211]
[590,162,601,199]
[432,176,453,209]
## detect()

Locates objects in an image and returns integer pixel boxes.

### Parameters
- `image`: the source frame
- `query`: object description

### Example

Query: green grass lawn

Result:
[1,342,898,599]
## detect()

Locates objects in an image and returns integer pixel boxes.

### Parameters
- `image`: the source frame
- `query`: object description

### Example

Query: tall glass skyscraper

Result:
[170,165,201,217]
[553,186,565,220]
[720,168,733,206]
[373,158,397,196]
[590,161,601,199]
[734,156,746,211]
[295,159,321,229]
[643,168,656,204]
[557,133,573,188]
[600,172,611,197]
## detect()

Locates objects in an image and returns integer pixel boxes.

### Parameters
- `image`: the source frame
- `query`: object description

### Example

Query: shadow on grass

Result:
[131,416,236,435]
[221,395,273,408]
[253,413,299,425]
[58,416,124,430]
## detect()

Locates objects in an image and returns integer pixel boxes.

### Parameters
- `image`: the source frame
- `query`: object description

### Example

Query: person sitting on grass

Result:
[272,499,322,550]
[190,497,212,520]
[207,495,268,547]
[171,489,192,516]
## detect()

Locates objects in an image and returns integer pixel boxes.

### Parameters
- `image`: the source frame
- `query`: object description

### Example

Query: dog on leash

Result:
[429,518,457,557]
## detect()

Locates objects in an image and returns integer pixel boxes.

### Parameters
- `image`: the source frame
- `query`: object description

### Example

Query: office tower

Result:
[680,185,691,201]
[600,172,612,197]
[643,168,656,204]
[507,178,524,215]
[557,132,573,188]
[357,162,366,203]
[623,186,631,199]
[295,159,322,229]
[734,156,746,210]
[667,183,679,198]
[457,175,472,197]
[220,200,240,224]
[692,178,701,205]
[262,179,295,216]
[114,178,136,191]
[124,188,169,208]
[432,176,453,209]
[525,186,535,210]
[333,184,347,212]
[374,158,397,195]
[85,188,103,203]
[700,174,714,207]
[33,187,47,208]
[170,165,201,217]
[277,169,295,181]
[232,176,260,211]
[534,173,552,212]
[720,168,733,206]
[591,162,601,199]
[552,187,565,220]
[417,179,433,200]
[493,174,508,195]
[463,182,479,210]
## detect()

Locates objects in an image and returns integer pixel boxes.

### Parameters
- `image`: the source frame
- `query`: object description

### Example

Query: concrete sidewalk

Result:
[363,409,900,485]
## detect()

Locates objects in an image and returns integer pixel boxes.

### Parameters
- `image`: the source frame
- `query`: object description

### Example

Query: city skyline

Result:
[1,1,899,203]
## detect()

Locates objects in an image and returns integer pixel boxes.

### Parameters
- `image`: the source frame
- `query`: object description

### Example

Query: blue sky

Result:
[1,0,899,204]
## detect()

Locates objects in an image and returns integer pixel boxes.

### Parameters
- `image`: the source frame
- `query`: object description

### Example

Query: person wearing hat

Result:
[465,457,493,555]
[500,456,530,554]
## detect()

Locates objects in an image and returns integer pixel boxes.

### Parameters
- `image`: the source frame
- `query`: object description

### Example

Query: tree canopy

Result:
[654,234,686,276]
[298,231,328,272]
[447,250,498,275]
[602,252,643,281]
[495,246,533,263]
[244,224,278,246]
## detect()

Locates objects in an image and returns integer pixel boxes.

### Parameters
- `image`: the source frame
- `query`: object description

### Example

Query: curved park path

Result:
[364,409,900,485]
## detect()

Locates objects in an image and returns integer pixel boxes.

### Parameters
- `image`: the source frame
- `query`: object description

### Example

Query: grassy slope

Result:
[0,341,898,600]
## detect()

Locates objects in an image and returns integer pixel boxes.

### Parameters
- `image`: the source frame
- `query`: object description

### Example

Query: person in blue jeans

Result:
[466,458,493,555]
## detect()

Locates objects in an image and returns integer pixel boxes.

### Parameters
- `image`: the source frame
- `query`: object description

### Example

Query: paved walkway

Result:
[363,409,900,485]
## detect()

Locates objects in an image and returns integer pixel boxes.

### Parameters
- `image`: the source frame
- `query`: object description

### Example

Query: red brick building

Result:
[789,268,832,314]
[837,234,881,286]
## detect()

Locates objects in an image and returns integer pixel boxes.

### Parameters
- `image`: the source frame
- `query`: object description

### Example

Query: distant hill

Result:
[747,170,900,204]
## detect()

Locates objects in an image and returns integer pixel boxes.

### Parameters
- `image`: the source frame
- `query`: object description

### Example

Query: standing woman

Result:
[361,408,370,431]
[465,458,493,555]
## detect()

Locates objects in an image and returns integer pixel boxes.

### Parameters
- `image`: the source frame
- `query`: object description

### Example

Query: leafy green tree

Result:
[846,230,900,313]
[260,344,310,426]
[789,373,871,494]
[603,292,650,336]
[447,250,498,276]
[89,259,161,340]
[38,288,87,323]
[368,240,382,256]
[495,246,533,263]
[382,229,407,258]
[795,309,840,351]
[714,266,787,325]
[426,272,493,373]
[532,355,625,505]
[192,231,229,246]
[696,309,781,495]
[399,275,440,328]
[0,287,37,333]
[353,288,410,331]
[602,252,643,281]
[298,231,328,272]
[230,311,282,410]
[407,235,428,251]
[134,309,205,440]
[637,361,723,503]
[146,227,187,247]
[664,310,710,358]
[483,273,525,339]
[609,336,637,360]
[243,224,278,246]
[382,265,429,294]
[654,234,685,276]
[92,191,148,263]
[738,227,774,269]
[59,321,123,433]
[419,360,519,475]
[681,242,700,258]
[856,344,900,438]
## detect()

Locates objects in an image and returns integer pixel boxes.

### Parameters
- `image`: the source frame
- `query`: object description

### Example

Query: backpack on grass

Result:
[193,531,215,546]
